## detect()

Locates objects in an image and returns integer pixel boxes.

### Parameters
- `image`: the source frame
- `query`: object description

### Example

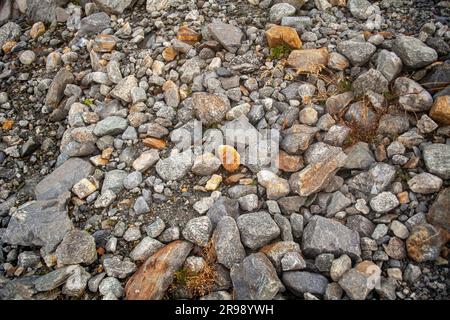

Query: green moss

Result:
[173,268,190,286]
[337,79,353,93]
[82,98,94,106]
[269,44,292,60]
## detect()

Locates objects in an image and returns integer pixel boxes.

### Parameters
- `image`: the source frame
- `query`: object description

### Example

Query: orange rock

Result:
[2,119,14,130]
[265,26,302,49]
[217,145,240,172]
[125,240,193,300]
[397,191,409,204]
[30,22,45,39]
[287,47,329,73]
[177,25,201,44]
[224,173,246,185]
[162,47,177,62]
[429,95,450,125]
[2,40,16,53]
[97,247,105,256]
[143,137,167,149]
[278,150,304,172]
[93,34,117,52]
[406,224,445,263]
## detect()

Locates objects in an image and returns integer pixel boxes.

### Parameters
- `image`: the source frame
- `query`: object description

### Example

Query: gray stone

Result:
[98,277,123,298]
[94,116,128,136]
[182,216,212,247]
[133,196,150,215]
[281,251,306,271]
[110,75,138,103]
[346,215,375,238]
[45,68,74,109]
[270,3,296,24]
[103,256,136,279]
[155,149,193,181]
[0,21,21,48]
[192,153,221,176]
[237,211,281,250]
[35,158,93,200]
[207,196,240,228]
[92,0,133,14]
[101,169,127,194]
[62,266,91,297]
[55,230,97,266]
[230,253,283,300]
[353,69,388,97]
[145,217,166,238]
[423,144,450,179]
[376,50,402,82]
[344,142,375,170]
[123,171,143,190]
[370,192,399,213]
[207,21,244,53]
[290,213,304,238]
[394,77,433,112]
[129,237,165,262]
[282,271,328,296]
[3,194,73,253]
[327,191,352,217]
[330,254,352,282]
[407,173,443,194]
[302,216,361,260]
[213,216,246,269]
[79,12,111,36]
[393,35,438,68]
[348,0,376,19]
[34,265,78,292]
[337,39,376,66]
[347,163,396,195]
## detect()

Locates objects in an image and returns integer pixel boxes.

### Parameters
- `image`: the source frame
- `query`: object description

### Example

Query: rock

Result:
[282,125,319,154]
[260,241,300,271]
[110,75,138,103]
[376,50,402,82]
[123,171,143,190]
[406,224,443,263]
[302,216,361,260]
[19,50,36,65]
[257,170,290,200]
[347,162,396,195]
[325,91,354,115]
[237,211,281,250]
[45,68,74,109]
[35,158,93,200]
[132,149,160,172]
[428,188,450,232]
[330,254,352,281]
[327,191,352,216]
[177,25,201,44]
[270,3,296,23]
[155,150,193,181]
[34,265,78,292]
[217,145,240,173]
[353,69,388,97]
[392,35,438,68]
[92,0,134,14]
[265,26,302,49]
[146,0,171,12]
[0,22,21,48]
[207,21,244,53]
[103,256,136,279]
[338,267,376,300]
[289,147,347,197]
[337,39,376,67]
[72,177,98,199]
[192,92,230,126]
[390,220,410,240]
[282,271,328,296]
[423,144,450,179]
[213,216,246,269]
[94,116,127,136]
[383,237,407,260]
[299,107,318,125]
[287,47,329,73]
[348,0,376,19]
[207,196,240,227]
[62,266,91,297]
[99,277,123,298]
[281,251,306,271]
[429,95,450,125]
[93,34,117,52]
[369,192,399,213]
[344,142,375,170]
[230,253,283,300]
[78,12,110,36]
[192,153,221,176]
[55,230,97,266]
[346,215,375,237]
[407,173,443,194]
[125,240,193,300]
[182,216,212,247]
[3,194,73,254]
[162,80,180,108]
[404,264,422,283]
[101,169,127,194]
[417,115,438,134]
[133,196,150,215]
[278,151,304,172]
[130,237,165,262]
[393,77,433,112]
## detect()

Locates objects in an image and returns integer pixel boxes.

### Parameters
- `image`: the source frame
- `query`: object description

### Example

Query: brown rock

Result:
[162,47,177,62]
[177,25,201,44]
[30,22,45,39]
[265,26,302,49]
[125,240,193,300]
[93,34,117,53]
[2,40,16,53]
[287,47,329,74]
[224,173,247,185]
[278,151,304,172]
[45,68,75,109]
[192,92,230,126]
[429,95,450,125]
[143,137,167,149]
[217,145,240,173]
[383,237,406,260]
[289,149,347,196]
[329,0,347,5]
[406,224,444,262]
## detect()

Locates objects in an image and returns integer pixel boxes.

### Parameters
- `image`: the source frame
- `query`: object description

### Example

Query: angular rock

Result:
[423,144,450,179]
[393,35,438,68]
[110,75,138,103]
[406,224,444,263]
[237,211,281,250]
[369,192,399,213]
[265,26,302,49]
[213,216,246,269]
[429,95,450,125]
[394,77,433,112]
[55,230,97,266]
[282,271,328,296]
[92,0,134,14]
[427,188,450,233]
[407,173,443,194]
[155,150,193,181]
[287,47,329,73]
[45,68,74,109]
[337,39,376,67]
[93,116,128,136]
[347,162,396,195]
[302,216,361,260]
[192,92,230,126]
[129,237,165,262]
[207,21,244,53]
[182,216,212,247]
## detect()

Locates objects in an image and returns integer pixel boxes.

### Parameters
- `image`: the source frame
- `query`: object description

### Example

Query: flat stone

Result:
[213,216,246,269]
[35,158,93,200]
[94,116,128,136]
[45,68,74,109]
[282,271,328,296]
[129,237,165,262]
[103,256,137,279]
[182,216,212,247]
[125,240,193,300]
[265,26,302,49]
[407,173,443,194]
[427,188,450,232]
[110,75,138,103]
[287,47,329,73]
[92,0,133,14]
[270,3,296,23]
[429,95,450,125]
[392,35,438,69]
[423,144,450,179]
[207,21,244,53]
[394,77,433,112]
[55,230,97,266]
[192,92,230,126]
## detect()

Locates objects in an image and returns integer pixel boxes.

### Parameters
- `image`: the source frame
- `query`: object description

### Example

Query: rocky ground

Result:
[0,0,449,300]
